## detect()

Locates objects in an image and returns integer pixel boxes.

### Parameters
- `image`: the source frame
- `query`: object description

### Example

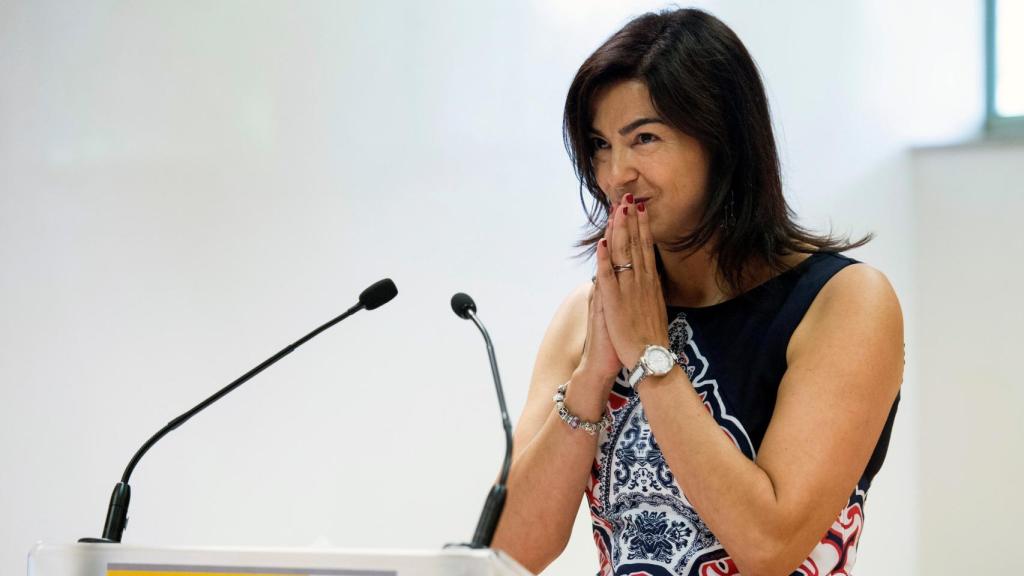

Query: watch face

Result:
[647,347,674,373]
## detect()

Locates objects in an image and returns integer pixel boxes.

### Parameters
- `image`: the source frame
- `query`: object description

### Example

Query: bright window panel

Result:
[995,0,1024,117]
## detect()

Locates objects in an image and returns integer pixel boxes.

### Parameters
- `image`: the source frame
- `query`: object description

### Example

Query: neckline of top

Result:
[665,252,827,313]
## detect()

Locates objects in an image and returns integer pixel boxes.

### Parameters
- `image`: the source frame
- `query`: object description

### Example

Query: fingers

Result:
[623,197,645,274]
[595,235,619,307]
[636,200,656,274]
[604,202,616,259]
[596,204,616,294]
[611,203,634,277]
[595,235,614,284]
[592,280,611,343]
[594,195,669,370]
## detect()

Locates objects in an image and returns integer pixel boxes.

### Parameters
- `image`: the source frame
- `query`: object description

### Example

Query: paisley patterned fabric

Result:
[584,252,899,576]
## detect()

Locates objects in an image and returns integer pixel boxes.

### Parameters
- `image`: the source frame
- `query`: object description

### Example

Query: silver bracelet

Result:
[553,383,612,435]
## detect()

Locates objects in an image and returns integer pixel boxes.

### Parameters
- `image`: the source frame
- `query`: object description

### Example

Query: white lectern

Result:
[28,543,534,576]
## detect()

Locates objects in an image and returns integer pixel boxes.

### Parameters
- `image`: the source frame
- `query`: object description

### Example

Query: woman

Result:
[491,8,903,576]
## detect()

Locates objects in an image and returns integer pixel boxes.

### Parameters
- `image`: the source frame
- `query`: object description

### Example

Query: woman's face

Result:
[589,79,710,243]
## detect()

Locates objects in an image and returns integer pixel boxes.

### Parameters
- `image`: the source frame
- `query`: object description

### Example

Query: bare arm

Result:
[490,281,618,574]
[637,264,904,576]
[592,191,903,575]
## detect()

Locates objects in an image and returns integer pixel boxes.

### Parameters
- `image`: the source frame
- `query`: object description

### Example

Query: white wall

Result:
[0,1,989,574]
[912,141,1024,575]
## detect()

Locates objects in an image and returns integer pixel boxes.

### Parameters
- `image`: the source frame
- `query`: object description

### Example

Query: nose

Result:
[602,148,638,203]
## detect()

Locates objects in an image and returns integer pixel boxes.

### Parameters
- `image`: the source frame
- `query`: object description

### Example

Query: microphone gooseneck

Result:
[450,292,513,549]
[79,278,398,544]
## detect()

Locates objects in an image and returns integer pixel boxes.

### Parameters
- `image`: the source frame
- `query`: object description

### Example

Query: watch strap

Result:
[627,360,649,387]
[627,345,678,389]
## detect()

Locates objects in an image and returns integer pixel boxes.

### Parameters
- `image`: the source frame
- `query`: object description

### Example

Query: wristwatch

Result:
[627,344,679,388]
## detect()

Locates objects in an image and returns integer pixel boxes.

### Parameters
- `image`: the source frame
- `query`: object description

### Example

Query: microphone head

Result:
[451,292,477,319]
[360,278,398,310]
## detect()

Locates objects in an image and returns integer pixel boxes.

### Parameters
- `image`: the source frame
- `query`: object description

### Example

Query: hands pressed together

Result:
[579,194,672,383]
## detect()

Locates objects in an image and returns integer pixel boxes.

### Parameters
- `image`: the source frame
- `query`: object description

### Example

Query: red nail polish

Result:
[600,238,607,248]
[625,193,634,204]
[622,205,628,216]
[637,202,645,213]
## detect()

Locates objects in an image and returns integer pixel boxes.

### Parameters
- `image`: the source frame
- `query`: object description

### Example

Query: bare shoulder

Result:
[819,262,899,306]
[788,262,903,363]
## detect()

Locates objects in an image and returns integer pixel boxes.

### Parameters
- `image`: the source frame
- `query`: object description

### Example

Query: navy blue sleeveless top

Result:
[585,251,900,576]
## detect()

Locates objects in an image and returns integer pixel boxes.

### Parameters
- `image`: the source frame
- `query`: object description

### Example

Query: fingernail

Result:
[637,202,645,213]
[621,205,628,216]
[625,193,634,204]
[600,238,607,248]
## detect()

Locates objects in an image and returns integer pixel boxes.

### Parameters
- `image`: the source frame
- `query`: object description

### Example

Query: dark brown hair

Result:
[564,7,870,292]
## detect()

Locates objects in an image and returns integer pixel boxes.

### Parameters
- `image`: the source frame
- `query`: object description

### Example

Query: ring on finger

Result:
[613,263,634,273]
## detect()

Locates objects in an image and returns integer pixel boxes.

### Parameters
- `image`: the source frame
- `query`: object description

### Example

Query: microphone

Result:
[360,278,398,310]
[79,278,398,543]
[450,292,476,319]
[450,292,513,549]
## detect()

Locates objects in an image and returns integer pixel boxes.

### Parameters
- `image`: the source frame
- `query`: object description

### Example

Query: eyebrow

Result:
[589,117,667,138]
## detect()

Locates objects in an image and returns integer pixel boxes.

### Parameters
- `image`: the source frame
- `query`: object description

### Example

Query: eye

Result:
[590,137,609,151]
[636,132,659,145]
